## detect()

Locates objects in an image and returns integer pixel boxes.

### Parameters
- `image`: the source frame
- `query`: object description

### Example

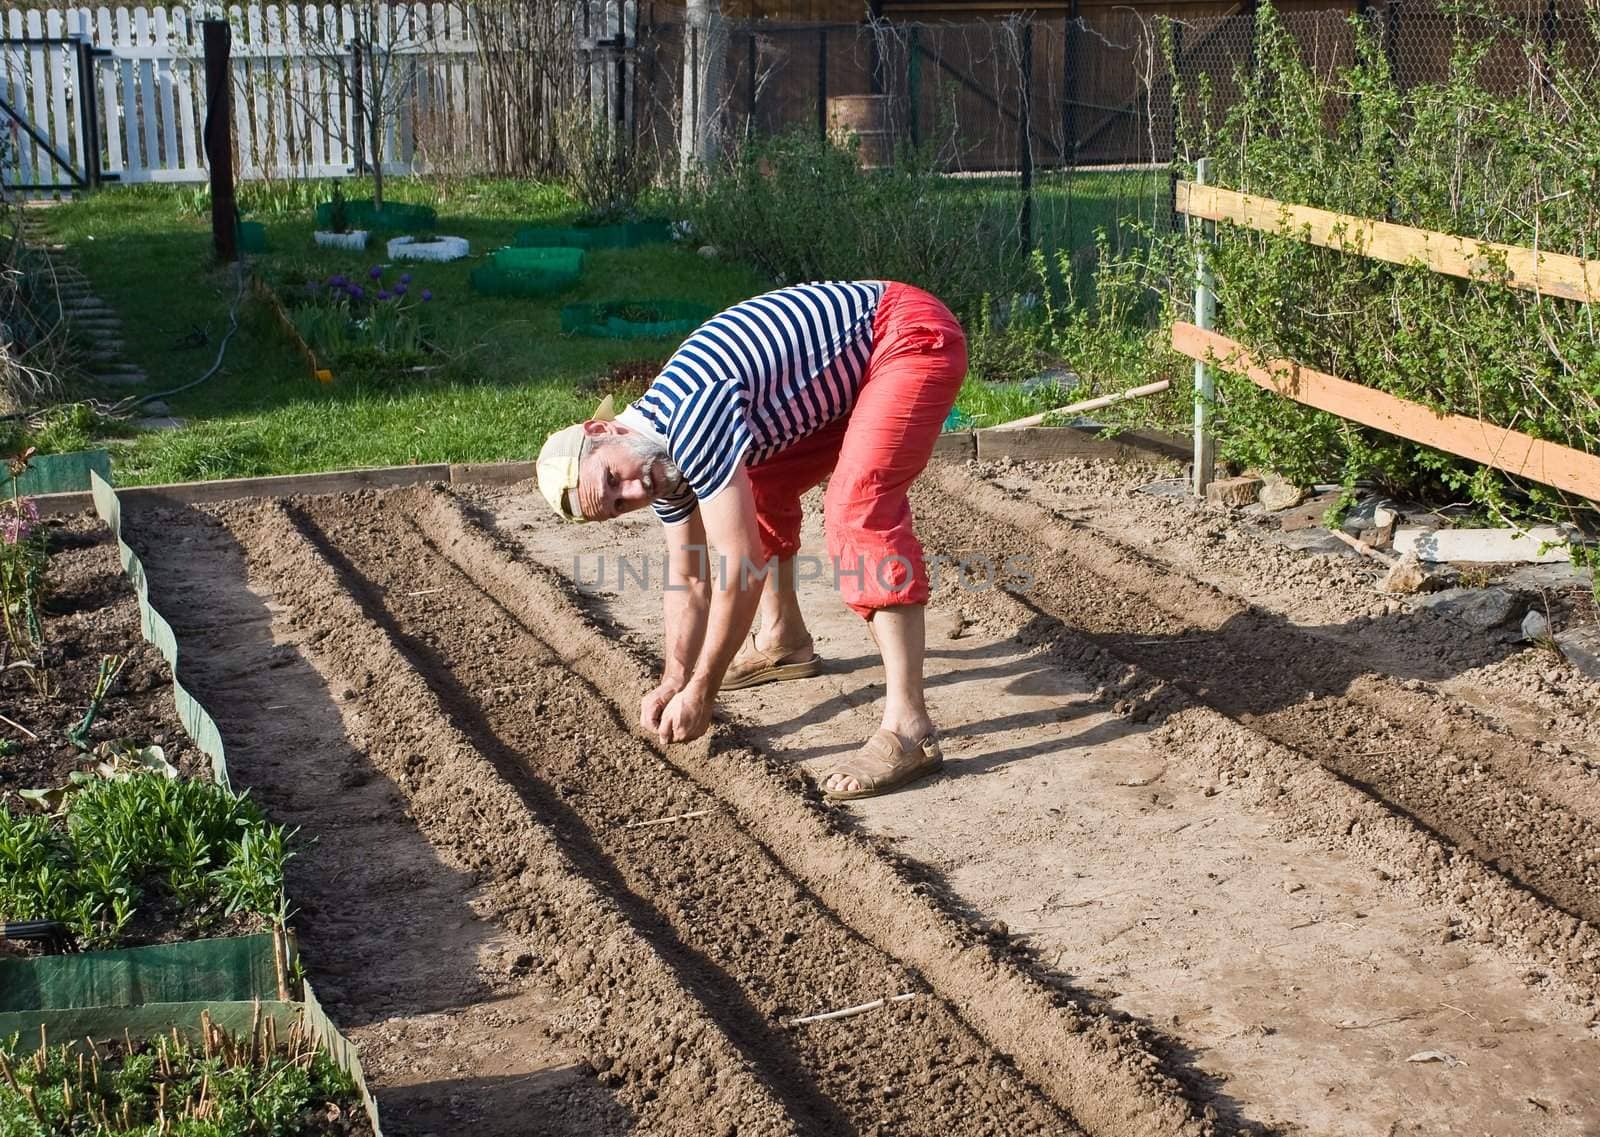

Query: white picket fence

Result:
[0,3,483,188]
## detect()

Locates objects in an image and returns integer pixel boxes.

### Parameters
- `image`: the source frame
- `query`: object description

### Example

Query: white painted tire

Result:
[387,235,469,262]
[313,230,369,250]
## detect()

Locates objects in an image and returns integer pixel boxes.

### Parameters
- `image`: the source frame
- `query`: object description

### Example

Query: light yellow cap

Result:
[536,395,616,522]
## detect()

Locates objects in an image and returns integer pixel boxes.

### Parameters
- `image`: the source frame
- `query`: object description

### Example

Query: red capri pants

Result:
[746,282,968,618]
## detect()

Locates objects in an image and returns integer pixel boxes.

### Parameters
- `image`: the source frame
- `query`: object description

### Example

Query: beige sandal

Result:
[720,633,821,691]
[817,730,944,801]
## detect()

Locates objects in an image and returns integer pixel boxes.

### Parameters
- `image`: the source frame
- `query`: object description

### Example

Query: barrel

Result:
[826,94,895,170]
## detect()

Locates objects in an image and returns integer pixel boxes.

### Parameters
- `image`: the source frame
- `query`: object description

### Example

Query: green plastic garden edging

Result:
[470,246,585,297]
[0,932,287,1012]
[14,449,111,496]
[314,199,437,232]
[513,219,673,250]
[559,299,713,340]
[91,471,230,792]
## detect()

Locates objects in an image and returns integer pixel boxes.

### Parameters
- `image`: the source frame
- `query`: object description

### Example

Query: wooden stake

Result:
[1332,527,1398,567]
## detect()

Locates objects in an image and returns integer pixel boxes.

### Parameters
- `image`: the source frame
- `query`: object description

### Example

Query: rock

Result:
[1521,610,1551,642]
[1555,625,1600,682]
[1258,476,1308,512]
[1205,475,1264,509]
[1379,552,1428,595]
[696,245,719,259]
[1416,586,1522,631]
[141,398,171,416]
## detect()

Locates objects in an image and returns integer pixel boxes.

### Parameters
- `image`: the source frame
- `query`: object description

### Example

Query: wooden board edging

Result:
[1172,322,1600,502]
[1175,181,1600,304]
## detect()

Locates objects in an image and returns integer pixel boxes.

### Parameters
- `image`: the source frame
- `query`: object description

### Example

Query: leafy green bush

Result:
[674,131,1029,317]
[0,767,292,948]
[1169,3,1600,527]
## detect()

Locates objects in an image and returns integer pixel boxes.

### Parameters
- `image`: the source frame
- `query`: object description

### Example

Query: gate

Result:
[0,32,115,192]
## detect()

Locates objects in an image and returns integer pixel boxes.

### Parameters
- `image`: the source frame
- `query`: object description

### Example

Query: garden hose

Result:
[119,258,249,409]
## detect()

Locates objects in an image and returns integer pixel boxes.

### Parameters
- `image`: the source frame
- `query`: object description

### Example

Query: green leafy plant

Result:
[0,1014,365,1135]
[326,183,351,234]
[1169,3,1600,520]
[0,448,49,693]
[1,764,293,949]
[286,266,437,374]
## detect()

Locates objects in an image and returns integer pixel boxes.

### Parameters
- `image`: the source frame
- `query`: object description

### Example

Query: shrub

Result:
[1167,3,1600,528]
[673,130,1029,317]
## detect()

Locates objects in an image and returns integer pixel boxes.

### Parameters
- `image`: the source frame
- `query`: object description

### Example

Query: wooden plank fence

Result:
[1173,180,1600,504]
[0,3,484,188]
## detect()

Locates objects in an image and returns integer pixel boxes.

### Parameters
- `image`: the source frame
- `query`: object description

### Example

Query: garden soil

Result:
[1,518,205,793]
[113,457,1600,1136]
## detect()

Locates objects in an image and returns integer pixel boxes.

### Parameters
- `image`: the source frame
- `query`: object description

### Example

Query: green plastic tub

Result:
[470,247,586,297]
[560,299,713,339]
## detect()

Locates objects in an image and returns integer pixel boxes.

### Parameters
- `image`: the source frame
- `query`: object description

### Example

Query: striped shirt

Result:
[619,281,885,525]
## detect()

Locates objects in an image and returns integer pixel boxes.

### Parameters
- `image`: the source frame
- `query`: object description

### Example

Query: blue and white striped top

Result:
[620,281,885,525]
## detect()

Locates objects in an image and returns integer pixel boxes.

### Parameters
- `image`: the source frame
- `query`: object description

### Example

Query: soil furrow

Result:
[411,487,1212,1137]
[919,467,1600,926]
[288,494,1086,1137]
[152,499,808,1137]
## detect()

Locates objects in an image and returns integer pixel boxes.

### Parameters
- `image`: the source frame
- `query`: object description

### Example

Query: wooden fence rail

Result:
[1173,179,1600,504]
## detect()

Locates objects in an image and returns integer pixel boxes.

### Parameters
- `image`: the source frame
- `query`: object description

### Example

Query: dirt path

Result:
[124,489,1202,1137]
[485,461,1600,1137]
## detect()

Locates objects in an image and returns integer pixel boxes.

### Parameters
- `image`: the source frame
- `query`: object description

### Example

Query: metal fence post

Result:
[907,25,920,147]
[1191,156,1215,496]
[74,36,102,190]
[816,28,828,140]
[1018,20,1033,246]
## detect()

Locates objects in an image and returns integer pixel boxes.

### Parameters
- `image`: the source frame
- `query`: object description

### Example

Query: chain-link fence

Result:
[572,0,1597,268]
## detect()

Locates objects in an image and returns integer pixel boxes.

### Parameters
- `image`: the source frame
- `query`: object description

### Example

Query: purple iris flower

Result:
[368,265,383,280]
[421,290,432,302]
[329,274,346,287]
[378,290,392,301]
[393,282,407,295]
[400,273,412,284]
[349,285,365,300]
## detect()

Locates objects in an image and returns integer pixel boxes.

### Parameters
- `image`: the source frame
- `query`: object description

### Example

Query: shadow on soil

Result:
[118,502,609,1136]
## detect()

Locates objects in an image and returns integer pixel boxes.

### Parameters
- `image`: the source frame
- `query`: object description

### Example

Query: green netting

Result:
[470,246,585,297]
[14,449,110,495]
[0,933,287,1012]
[513,219,673,250]
[314,199,437,231]
[560,299,713,340]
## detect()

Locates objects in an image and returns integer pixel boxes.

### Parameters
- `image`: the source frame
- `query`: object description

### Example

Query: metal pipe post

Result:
[1192,156,1216,496]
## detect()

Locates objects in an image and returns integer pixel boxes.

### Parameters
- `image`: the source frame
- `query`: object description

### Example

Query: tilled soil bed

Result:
[118,464,1600,1137]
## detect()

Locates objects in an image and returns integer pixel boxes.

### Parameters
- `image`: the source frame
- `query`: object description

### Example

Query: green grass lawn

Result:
[45,178,767,484]
[34,172,1152,485]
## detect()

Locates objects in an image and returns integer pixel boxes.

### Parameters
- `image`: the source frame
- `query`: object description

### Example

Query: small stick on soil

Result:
[624,808,715,830]
[0,712,38,741]
[405,587,446,597]
[787,993,918,1026]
